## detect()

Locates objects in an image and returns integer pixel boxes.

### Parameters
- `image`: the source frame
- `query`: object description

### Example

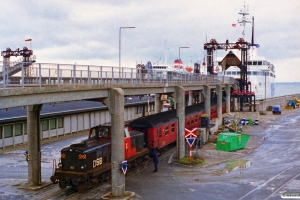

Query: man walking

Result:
[152,150,158,172]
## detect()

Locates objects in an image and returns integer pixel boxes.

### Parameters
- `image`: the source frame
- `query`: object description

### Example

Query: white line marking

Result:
[265,172,300,200]
[238,166,294,200]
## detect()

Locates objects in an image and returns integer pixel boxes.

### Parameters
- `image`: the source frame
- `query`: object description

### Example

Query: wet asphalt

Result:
[125,109,300,200]
[0,108,299,199]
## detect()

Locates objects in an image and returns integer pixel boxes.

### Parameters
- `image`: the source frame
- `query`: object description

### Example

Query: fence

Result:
[0,62,235,88]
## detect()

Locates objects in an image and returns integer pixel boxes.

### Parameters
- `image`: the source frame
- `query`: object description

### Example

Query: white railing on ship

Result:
[0,62,235,88]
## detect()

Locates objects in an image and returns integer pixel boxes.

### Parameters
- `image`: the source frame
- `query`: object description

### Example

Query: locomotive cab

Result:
[89,125,111,139]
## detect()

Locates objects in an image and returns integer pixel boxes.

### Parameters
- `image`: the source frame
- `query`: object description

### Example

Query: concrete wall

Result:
[259,94,300,111]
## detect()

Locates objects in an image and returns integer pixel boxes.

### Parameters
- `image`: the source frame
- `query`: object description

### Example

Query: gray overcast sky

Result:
[0,0,299,82]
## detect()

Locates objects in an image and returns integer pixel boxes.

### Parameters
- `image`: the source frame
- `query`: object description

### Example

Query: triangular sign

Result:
[121,160,128,174]
[186,137,196,147]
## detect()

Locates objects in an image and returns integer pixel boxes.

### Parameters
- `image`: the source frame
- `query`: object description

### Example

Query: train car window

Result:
[14,123,22,136]
[171,123,175,133]
[135,107,138,114]
[0,126,2,139]
[191,116,194,124]
[4,125,12,138]
[159,128,162,138]
[90,128,96,138]
[99,127,109,137]
[165,125,169,136]
[195,115,197,122]
[187,118,190,126]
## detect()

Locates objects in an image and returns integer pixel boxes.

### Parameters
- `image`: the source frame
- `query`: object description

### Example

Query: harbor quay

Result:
[0,103,299,199]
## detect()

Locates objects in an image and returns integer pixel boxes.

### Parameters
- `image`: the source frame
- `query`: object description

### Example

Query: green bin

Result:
[216,132,250,152]
[248,119,253,125]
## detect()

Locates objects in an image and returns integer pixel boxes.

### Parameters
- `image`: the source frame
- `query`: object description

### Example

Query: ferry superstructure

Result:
[216,4,275,100]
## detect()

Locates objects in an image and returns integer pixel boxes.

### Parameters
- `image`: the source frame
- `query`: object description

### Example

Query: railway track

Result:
[237,165,300,200]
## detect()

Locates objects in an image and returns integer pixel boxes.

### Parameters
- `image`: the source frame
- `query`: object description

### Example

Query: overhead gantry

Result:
[204,38,256,111]
[1,47,36,84]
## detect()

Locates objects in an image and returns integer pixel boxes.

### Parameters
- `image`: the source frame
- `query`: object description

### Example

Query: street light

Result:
[119,27,135,68]
[261,69,269,112]
[261,69,269,100]
[179,46,189,60]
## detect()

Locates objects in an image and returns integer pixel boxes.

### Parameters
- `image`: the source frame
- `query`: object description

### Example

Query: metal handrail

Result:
[0,61,235,88]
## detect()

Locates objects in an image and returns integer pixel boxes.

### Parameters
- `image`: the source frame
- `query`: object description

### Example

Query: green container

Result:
[248,119,253,125]
[216,132,250,152]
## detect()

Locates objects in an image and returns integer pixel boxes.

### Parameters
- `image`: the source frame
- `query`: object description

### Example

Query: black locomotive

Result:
[50,129,148,192]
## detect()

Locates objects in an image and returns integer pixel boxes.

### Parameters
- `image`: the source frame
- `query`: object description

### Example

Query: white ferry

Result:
[215,4,275,100]
[136,59,193,79]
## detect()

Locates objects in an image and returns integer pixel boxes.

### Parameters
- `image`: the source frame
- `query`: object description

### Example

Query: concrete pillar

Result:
[216,85,222,118]
[204,85,211,116]
[225,85,231,113]
[104,88,125,197]
[188,91,193,105]
[199,91,203,103]
[175,86,185,159]
[233,84,238,111]
[27,104,43,186]
[154,93,162,113]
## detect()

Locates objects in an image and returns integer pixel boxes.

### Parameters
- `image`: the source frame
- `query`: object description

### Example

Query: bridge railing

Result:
[0,62,235,87]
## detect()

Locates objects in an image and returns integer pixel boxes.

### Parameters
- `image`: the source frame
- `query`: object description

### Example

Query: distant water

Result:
[275,82,300,97]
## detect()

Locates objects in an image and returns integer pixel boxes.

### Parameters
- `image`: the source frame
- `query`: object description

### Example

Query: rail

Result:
[0,62,235,88]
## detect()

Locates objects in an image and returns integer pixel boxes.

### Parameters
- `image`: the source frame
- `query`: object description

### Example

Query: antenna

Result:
[251,16,254,45]
[238,2,251,39]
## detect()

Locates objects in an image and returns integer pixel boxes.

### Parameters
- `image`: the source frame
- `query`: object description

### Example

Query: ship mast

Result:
[238,3,251,39]
[251,16,254,46]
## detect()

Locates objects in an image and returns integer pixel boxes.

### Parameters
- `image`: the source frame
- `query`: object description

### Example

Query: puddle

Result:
[213,160,251,176]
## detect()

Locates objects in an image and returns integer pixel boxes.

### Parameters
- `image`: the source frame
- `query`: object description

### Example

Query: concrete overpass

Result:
[0,62,236,198]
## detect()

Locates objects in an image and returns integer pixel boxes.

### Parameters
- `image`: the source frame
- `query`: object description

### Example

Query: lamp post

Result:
[119,27,135,68]
[261,70,269,100]
[261,69,269,111]
[179,47,189,60]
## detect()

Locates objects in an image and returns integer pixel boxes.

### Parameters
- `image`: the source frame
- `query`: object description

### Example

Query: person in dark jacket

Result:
[152,150,158,172]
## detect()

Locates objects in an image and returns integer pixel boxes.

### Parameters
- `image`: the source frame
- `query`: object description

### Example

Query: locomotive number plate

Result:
[93,157,103,168]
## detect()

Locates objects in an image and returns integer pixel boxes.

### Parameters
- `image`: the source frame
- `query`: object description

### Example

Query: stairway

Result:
[0,55,36,80]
